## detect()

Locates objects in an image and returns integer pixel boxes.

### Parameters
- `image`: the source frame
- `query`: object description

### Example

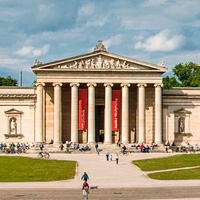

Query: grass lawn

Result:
[0,156,76,182]
[149,168,200,180]
[133,154,200,171]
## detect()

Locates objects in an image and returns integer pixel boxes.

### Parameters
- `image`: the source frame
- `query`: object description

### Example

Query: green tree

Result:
[163,76,180,87]
[0,76,18,86]
[163,62,200,87]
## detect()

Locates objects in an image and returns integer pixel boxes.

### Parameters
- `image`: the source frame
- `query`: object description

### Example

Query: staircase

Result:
[27,143,166,154]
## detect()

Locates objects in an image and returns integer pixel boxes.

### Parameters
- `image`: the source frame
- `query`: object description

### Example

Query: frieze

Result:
[0,94,36,98]
[57,55,137,70]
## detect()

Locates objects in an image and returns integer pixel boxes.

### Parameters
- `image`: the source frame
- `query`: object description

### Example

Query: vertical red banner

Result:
[79,89,88,130]
[112,90,121,130]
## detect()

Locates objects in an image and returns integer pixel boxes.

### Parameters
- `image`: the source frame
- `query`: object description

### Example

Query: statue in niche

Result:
[91,59,95,68]
[179,117,185,133]
[78,60,84,68]
[115,60,121,69]
[110,59,115,69]
[96,55,103,69]
[10,118,17,135]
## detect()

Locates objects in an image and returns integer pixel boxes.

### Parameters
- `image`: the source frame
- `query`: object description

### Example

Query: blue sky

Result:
[0,0,200,86]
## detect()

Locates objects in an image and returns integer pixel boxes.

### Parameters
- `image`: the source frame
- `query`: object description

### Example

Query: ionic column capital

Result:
[104,83,114,87]
[35,82,45,87]
[52,82,63,87]
[120,83,130,87]
[154,83,163,88]
[70,83,80,87]
[87,83,97,87]
[137,83,147,88]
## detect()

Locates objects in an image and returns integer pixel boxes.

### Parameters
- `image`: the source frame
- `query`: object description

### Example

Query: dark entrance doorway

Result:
[95,105,104,142]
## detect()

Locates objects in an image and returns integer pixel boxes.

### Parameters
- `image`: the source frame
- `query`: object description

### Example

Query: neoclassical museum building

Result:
[0,41,200,145]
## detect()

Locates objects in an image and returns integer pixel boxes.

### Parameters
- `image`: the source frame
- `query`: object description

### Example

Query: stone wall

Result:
[163,88,200,145]
[0,87,36,143]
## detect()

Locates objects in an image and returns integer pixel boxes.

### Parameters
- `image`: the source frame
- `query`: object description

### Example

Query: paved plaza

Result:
[1,153,200,190]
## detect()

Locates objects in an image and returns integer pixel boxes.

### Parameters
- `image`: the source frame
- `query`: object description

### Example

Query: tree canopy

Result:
[163,62,200,87]
[0,76,18,86]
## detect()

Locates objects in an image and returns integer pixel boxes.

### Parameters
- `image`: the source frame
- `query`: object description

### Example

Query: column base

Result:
[121,141,129,145]
[138,141,145,144]
[54,142,62,145]
[88,141,96,145]
[104,141,112,145]
[155,141,162,145]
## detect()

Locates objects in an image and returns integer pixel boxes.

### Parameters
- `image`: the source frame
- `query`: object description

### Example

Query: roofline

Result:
[163,87,200,90]
[32,69,167,73]
[0,86,35,89]
[31,50,167,72]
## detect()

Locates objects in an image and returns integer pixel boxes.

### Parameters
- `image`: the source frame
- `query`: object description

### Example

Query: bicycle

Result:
[37,151,50,159]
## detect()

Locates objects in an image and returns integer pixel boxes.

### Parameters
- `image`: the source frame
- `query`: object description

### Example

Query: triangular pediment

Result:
[174,108,191,114]
[32,51,167,72]
[5,108,23,115]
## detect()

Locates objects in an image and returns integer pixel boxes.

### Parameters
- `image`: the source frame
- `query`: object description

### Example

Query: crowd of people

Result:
[59,141,92,153]
[0,142,35,154]
[165,141,200,153]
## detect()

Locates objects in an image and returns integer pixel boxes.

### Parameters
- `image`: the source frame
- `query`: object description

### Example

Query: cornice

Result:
[0,94,36,98]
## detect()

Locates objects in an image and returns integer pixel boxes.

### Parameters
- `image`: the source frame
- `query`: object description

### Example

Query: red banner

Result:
[112,90,121,130]
[79,89,88,130]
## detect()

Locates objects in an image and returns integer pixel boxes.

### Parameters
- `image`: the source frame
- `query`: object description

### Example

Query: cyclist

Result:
[39,143,44,153]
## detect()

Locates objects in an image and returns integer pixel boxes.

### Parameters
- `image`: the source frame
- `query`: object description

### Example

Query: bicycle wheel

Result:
[44,152,50,159]
[37,153,42,158]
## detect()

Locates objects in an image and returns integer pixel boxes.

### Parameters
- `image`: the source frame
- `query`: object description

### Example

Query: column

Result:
[53,83,62,144]
[35,83,45,143]
[154,84,163,144]
[70,83,80,143]
[104,83,113,144]
[121,83,130,144]
[137,84,147,144]
[87,83,97,144]
[42,87,46,142]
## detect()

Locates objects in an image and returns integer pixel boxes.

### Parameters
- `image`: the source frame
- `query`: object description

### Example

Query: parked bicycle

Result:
[37,151,50,159]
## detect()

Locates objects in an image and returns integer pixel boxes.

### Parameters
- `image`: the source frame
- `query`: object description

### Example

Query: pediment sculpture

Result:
[57,55,131,70]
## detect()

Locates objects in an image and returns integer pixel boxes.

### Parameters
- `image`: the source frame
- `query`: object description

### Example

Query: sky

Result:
[0,0,200,86]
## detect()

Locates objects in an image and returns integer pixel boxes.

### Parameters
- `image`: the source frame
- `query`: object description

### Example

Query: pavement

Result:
[1,152,200,189]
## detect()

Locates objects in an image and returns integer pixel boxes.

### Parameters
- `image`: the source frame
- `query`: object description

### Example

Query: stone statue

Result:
[158,60,165,68]
[104,59,110,69]
[115,60,121,69]
[179,117,185,133]
[78,60,84,68]
[10,119,16,134]
[110,59,115,69]
[34,59,42,65]
[91,59,95,68]
[85,59,91,68]
[96,55,103,68]
[122,61,129,69]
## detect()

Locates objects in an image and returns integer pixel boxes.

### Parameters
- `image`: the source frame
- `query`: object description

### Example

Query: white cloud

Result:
[142,0,169,6]
[77,3,95,20]
[16,44,50,57]
[104,34,123,49]
[134,29,185,52]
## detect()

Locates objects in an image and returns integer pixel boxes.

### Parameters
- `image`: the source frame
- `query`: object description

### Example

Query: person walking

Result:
[82,180,90,200]
[105,150,109,161]
[116,153,119,165]
[81,172,89,182]
[95,143,99,155]
[110,154,112,161]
